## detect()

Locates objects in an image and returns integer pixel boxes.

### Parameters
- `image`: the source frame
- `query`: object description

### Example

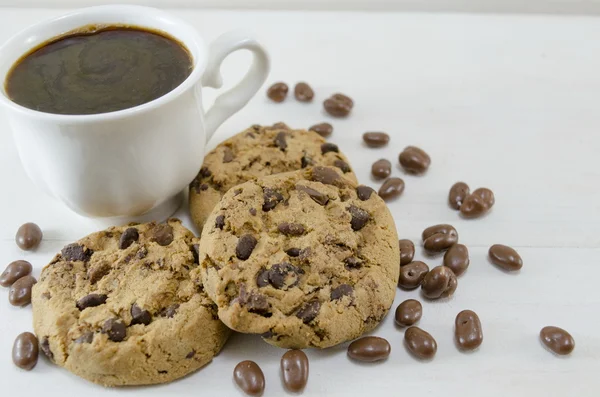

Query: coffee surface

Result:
[5,26,192,115]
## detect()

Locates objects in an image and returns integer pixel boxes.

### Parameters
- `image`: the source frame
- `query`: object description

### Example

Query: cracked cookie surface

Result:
[189,124,357,233]
[198,167,399,349]
[31,219,230,386]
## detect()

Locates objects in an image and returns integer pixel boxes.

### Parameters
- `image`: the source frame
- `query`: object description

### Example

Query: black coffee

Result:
[4,25,193,115]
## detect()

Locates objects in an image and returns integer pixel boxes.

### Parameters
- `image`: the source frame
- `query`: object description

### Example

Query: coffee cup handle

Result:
[201,30,270,141]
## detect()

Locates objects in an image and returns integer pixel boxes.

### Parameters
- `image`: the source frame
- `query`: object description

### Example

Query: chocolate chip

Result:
[9,275,36,306]
[286,248,301,257]
[119,227,139,249]
[160,304,180,318]
[222,146,234,163]
[151,224,174,246]
[74,332,94,344]
[309,122,333,137]
[192,244,199,264]
[460,188,495,218]
[241,292,270,315]
[378,177,405,201]
[199,166,211,178]
[267,82,288,102]
[344,257,362,269]
[371,159,392,179]
[130,303,152,326]
[449,182,470,210]
[356,185,375,201]
[234,188,243,196]
[363,132,390,148]
[76,293,108,310]
[0,260,32,287]
[299,248,311,260]
[263,188,284,211]
[323,93,353,117]
[61,243,93,262]
[296,300,320,323]
[186,351,196,359]
[87,262,111,284]
[334,159,351,173]
[331,284,353,300]
[40,337,53,361]
[102,318,126,342]
[275,131,288,150]
[272,122,290,130]
[199,184,208,191]
[215,215,225,230]
[12,332,39,370]
[136,246,148,259]
[399,146,431,174]
[398,239,415,266]
[301,155,312,168]
[540,326,575,355]
[421,266,458,299]
[347,205,370,231]
[296,185,329,206]
[294,82,314,102]
[311,166,342,186]
[15,222,42,251]
[234,360,265,396]
[268,263,302,289]
[488,244,522,271]
[249,208,257,216]
[278,222,305,236]
[256,268,270,287]
[422,224,459,253]
[321,143,339,154]
[236,234,257,260]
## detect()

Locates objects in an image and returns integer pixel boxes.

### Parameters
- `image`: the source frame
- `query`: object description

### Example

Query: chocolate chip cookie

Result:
[198,167,399,349]
[31,219,230,386]
[189,124,357,232]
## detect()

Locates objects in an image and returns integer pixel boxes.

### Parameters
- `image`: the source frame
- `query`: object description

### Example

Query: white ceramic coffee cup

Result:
[0,5,269,224]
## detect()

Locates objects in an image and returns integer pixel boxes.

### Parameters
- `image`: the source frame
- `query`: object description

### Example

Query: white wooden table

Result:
[0,7,599,397]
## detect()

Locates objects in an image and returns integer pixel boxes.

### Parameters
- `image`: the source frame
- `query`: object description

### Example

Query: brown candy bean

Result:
[9,275,36,306]
[399,146,430,174]
[455,310,483,350]
[371,159,392,179]
[281,350,309,392]
[449,182,470,210]
[309,122,333,137]
[378,177,405,201]
[460,187,495,218]
[12,332,38,370]
[0,260,32,287]
[15,222,42,250]
[398,239,415,266]
[267,82,288,102]
[405,327,437,359]
[234,360,265,396]
[363,132,390,148]
[421,266,457,299]
[540,326,575,355]
[395,299,422,327]
[323,93,353,117]
[422,224,458,253]
[347,336,391,362]
[398,261,429,289]
[294,82,314,102]
[443,244,470,276]
[488,244,522,271]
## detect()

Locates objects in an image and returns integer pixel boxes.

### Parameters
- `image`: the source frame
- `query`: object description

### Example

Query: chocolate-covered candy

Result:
[489,244,522,271]
[0,260,32,287]
[540,326,575,355]
[324,93,353,117]
[294,82,314,102]
[234,360,265,396]
[378,177,405,201]
[9,275,36,306]
[398,239,415,266]
[267,82,288,102]
[236,234,258,260]
[443,244,470,276]
[15,222,42,250]
[460,187,495,218]
[371,159,392,179]
[455,310,483,350]
[404,327,437,359]
[347,336,391,362]
[398,261,429,289]
[422,224,458,253]
[421,266,457,299]
[395,299,422,327]
[449,182,470,210]
[399,146,430,174]
[309,122,333,137]
[12,332,38,370]
[281,350,309,392]
[363,132,390,148]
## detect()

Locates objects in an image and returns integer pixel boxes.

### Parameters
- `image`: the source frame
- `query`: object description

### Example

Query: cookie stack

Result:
[31,124,400,386]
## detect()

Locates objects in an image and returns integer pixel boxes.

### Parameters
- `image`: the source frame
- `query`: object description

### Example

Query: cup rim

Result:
[0,5,207,124]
